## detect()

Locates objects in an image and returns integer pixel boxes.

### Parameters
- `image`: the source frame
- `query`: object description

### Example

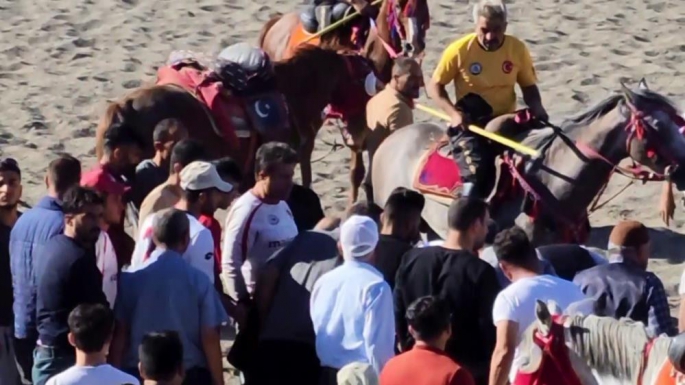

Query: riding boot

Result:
[449,127,494,200]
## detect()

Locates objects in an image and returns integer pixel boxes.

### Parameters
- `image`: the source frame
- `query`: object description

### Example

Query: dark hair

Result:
[384,187,425,224]
[484,219,499,246]
[169,139,206,174]
[153,209,190,248]
[447,197,489,232]
[103,122,145,153]
[392,57,419,78]
[48,154,81,195]
[153,118,186,143]
[406,296,451,342]
[61,186,104,215]
[0,158,20,177]
[344,200,381,225]
[254,142,298,175]
[139,331,184,381]
[68,304,114,353]
[212,157,243,183]
[493,226,535,266]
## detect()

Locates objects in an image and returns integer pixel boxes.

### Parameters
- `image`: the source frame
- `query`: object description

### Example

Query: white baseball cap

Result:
[180,161,233,193]
[339,215,379,259]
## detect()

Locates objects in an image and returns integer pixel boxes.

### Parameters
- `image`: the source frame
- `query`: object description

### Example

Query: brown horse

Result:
[259,0,429,202]
[95,45,375,189]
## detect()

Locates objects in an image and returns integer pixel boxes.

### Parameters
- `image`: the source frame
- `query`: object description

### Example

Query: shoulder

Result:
[226,192,264,222]
[102,365,140,383]
[505,35,529,49]
[446,33,477,53]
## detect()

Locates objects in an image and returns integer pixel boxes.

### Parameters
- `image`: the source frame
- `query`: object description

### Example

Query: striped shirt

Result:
[221,191,298,301]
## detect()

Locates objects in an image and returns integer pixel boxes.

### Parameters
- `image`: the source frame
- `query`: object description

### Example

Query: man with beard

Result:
[394,198,500,385]
[364,58,423,201]
[427,0,548,199]
[0,158,23,385]
[32,187,108,385]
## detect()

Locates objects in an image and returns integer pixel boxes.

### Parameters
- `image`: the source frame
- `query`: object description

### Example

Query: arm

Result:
[488,320,519,385]
[427,44,463,124]
[220,205,255,302]
[72,254,108,306]
[363,282,396,373]
[252,261,281,328]
[199,277,230,385]
[201,326,224,385]
[517,44,547,120]
[450,367,476,385]
[393,261,410,351]
[646,273,677,336]
[478,266,501,358]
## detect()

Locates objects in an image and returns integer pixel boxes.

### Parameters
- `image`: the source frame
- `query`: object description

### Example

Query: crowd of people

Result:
[0,111,678,385]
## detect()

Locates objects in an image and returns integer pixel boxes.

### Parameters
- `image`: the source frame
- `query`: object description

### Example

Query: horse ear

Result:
[535,299,553,335]
[638,78,649,90]
[620,81,636,104]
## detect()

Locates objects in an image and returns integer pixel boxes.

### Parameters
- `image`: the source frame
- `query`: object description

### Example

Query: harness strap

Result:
[369,19,400,58]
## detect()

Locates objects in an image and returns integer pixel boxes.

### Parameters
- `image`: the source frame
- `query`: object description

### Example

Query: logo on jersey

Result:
[267,214,280,225]
[469,62,482,75]
[205,252,214,261]
[502,60,513,74]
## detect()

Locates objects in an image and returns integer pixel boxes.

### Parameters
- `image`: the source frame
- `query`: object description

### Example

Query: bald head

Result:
[392,57,421,78]
[391,57,423,99]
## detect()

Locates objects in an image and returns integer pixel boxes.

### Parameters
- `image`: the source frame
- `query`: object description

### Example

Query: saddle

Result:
[157,45,289,144]
[300,3,354,34]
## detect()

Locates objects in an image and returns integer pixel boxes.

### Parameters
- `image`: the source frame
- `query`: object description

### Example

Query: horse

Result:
[259,0,429,203]
[95,45,375,189]
[372,79,685,245]
[515,299,685,385]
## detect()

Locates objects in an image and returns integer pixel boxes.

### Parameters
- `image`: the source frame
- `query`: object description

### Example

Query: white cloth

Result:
[221,191,298,300]
[95,231,118,309]
[492,275,587,381]
[130,212,215,283]
[310,260,395,374]
[45,364,139,385]
[679,268,685,295]
[340,215,378,259]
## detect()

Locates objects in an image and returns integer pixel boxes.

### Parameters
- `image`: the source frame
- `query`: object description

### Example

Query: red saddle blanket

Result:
[156,65,241,150]
[413,139,462,198]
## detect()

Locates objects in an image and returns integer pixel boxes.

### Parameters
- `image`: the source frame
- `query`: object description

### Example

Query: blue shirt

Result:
[115,249,229,369]
[35,235,107,348]
[310,260,395,373]
[10,196,65,339]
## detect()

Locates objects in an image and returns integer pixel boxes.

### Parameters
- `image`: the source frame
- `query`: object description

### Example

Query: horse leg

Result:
[349,147,365,204]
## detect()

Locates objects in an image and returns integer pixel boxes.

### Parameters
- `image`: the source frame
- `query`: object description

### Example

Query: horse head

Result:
[616,79,685,186]
[387,0,428,58]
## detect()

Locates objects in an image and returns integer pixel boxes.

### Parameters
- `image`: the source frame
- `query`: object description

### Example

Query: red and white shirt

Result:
[95,231,119,309]
[221,191,298,300]
[130,212,215,283]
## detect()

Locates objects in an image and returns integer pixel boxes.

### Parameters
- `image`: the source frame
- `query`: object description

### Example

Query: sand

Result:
[3,0,685,382]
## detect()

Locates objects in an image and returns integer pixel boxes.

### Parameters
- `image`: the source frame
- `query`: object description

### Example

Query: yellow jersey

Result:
[432,33,537,117]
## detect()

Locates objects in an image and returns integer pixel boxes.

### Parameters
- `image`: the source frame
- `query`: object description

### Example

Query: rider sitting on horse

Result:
[427,0,549,200]
[301,0,375,33]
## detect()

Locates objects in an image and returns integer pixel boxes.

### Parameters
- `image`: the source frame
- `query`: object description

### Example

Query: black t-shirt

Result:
[374,234,413,291]
[394,246,501,385]
[35,235,107,348]
[0,215,19,327]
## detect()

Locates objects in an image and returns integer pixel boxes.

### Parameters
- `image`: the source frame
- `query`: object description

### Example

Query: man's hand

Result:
[449,111,465,129]
[233,302,250,328]
[660,180,675,226]
[530,105,549,123]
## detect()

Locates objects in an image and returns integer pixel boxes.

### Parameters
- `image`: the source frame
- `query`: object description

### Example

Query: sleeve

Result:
[393,259,410,350]
[71,255,108,307]
[449,367,476,385]
[114,275,130,322]
[363,282,396,373]
[221,202,258,301]
[645,273,677,336]
[198,274,230,328]
[131,216,155,267]
[516,42,538,88]
[492,292,515,324]
[186,228,216,284]
[432,42,460,85]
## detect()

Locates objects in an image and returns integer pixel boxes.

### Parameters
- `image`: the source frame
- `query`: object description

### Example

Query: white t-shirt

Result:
[492,275,587,381]
[221,190,298,300]
[95,231,118,309]
[130,212,215,283]
[46,364,139,385]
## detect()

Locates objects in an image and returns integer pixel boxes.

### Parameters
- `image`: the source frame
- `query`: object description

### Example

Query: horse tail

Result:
[95,99,134,160]
[258,13,283,48]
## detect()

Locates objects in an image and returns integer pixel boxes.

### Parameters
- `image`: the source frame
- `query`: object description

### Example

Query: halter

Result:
[369,0,418,58]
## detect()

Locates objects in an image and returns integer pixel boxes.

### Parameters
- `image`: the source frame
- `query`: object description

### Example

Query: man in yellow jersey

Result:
[427,0,549,199]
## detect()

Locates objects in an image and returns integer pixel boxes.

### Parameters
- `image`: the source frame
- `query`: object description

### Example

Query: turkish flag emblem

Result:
[502,60,513,74]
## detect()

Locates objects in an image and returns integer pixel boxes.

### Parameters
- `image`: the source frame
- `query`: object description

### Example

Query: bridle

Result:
[369,0,421,58]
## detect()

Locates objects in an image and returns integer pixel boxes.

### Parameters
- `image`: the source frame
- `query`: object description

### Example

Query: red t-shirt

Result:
[198,214,222,276]
[380,346,475,385]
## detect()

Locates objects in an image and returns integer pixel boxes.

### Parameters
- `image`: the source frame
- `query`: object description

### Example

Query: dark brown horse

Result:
[259,0,429,202]
[95,45,374,189]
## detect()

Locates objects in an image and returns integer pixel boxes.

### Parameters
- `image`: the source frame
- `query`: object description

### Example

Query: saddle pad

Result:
[241,92,290,138]
[413,139,462,198]
[287,22,321,58]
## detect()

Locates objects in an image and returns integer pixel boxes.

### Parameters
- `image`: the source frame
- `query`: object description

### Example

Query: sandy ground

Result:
[4,0,685,382]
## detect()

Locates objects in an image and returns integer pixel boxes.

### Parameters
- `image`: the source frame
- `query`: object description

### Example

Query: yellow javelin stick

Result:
[303,0,383,43]
[414,103,540,158]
